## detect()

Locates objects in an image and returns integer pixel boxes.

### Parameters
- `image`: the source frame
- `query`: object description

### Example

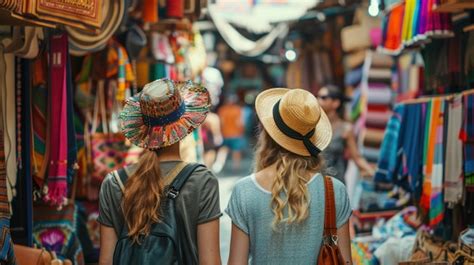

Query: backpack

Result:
[112,163,203,265]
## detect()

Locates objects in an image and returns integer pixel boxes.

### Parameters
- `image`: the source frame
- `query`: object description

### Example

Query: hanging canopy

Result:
[208,0,320,57]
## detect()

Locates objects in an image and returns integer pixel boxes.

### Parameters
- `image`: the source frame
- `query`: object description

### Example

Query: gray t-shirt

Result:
[225,173,352,265]
[97,161,222,263]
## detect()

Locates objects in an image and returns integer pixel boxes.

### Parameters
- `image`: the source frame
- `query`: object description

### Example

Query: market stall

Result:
[0,1,209,264]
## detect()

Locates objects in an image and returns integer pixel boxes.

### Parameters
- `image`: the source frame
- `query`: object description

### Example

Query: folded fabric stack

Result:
[348,52,393,166]
[394,51,424,102]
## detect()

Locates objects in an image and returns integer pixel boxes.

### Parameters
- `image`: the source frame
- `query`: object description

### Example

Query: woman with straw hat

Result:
[226,88,352,264]
[98,79,222,264]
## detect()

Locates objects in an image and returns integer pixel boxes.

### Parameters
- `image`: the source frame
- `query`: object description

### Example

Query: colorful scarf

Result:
[117,45,135,102]
[375,104,404,185]
[107,40,135,102]
[31,54,49,187]
[45,34,69,207]
[402,102,426,199]
[420,98,445,227]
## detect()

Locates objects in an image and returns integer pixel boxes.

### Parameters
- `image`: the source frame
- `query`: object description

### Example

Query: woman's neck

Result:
[155,143,182,161]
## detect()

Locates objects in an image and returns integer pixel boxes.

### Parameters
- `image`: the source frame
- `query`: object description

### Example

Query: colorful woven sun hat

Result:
[256,88,332,157]
[120,78,210,149]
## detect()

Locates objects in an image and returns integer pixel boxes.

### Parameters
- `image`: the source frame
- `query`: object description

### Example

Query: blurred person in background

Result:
[218,94,245,171]
[201,67,225,171]
[317,85,374,183]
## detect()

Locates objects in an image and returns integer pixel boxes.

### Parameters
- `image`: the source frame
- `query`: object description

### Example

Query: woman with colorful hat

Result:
[226,88,352,264]
[98,79,222,264]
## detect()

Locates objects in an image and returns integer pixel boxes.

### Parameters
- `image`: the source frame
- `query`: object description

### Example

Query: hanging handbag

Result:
[317,176,346,265]
[86,80,127,201]
[13,245,51,265]
[14,244,74,265]
[32,175,84,265]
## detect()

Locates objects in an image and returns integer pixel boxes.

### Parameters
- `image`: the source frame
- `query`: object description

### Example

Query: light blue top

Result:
[225,173,352,265]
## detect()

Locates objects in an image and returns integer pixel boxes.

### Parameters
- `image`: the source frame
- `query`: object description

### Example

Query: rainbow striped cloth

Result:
[420,98,445,227]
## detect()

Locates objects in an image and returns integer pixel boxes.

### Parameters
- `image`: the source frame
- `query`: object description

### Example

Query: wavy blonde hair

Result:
[122,150,164,243]
[255,129,324,229]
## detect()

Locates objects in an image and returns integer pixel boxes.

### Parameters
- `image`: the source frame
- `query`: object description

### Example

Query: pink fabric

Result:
[45,34,68,207]
[370,28,382,47]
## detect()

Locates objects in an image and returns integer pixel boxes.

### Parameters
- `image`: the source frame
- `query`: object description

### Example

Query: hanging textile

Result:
[462,94,474,224]
[31,54,49,187]
[444,95,464,205]
[0,43,15,264]
[420,98,445,227]
[400,102,426,199]
[107,40,135,103]
[45,34,69,207]
[374,104,404,184]
[11,58,33,247]
[66,44,78,188]
[1,44,16,211]
[380,0,453,55]
[208,5,289,57]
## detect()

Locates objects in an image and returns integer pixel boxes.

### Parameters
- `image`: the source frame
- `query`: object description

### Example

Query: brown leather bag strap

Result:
[323,176,337,237]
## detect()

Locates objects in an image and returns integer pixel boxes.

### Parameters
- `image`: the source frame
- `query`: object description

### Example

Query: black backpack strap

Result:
[167,163,204,199]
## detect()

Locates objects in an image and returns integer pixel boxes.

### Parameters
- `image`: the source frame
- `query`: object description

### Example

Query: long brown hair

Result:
[255,129,324,229]
[122,150,164,243]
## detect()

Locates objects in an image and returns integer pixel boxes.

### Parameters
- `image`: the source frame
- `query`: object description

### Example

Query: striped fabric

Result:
[117,45,135,102]
[107,41,135,102]
[421,98,445,227]
[31,55,49,186]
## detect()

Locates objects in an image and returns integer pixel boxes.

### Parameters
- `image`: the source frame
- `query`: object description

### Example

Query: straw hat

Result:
[119,78,210,149]
[66,0,124,56]
[255,88,332,157]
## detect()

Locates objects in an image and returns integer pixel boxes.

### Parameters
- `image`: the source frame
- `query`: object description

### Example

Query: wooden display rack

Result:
[433,0,474,13]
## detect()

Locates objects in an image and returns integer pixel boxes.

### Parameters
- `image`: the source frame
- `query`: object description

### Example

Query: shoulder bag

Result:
[317,176,346,265]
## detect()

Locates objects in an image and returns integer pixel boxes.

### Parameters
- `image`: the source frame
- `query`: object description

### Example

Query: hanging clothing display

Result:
[0,43,15,264]
[444,95,464,205]
[374,90,474,229]
[462,93,474,225]
[380,0,453,55]
[45,34,69,208]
